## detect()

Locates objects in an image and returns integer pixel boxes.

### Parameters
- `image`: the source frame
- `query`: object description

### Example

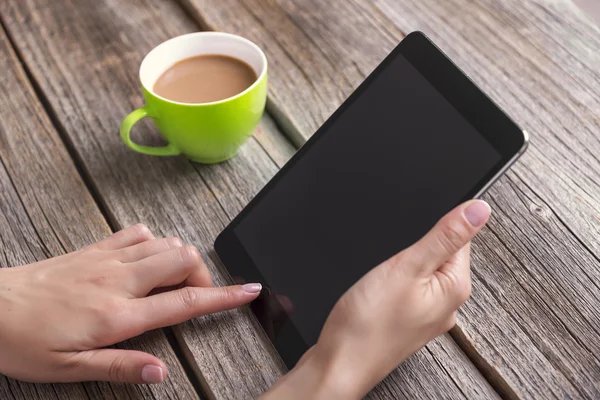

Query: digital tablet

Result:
[215,31,528,368]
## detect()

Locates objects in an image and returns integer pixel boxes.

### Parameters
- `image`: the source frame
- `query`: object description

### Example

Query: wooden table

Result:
[1,0,599,398]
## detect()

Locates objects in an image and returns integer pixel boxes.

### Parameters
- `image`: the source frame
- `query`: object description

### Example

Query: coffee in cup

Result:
[120,32,267,164]
[153,55,257,104]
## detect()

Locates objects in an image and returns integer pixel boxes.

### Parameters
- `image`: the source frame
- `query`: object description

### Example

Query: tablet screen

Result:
[232,52,502,364]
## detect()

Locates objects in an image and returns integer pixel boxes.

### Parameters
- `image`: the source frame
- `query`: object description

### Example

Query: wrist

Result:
[262,345,367,400]
[301,345,365,399]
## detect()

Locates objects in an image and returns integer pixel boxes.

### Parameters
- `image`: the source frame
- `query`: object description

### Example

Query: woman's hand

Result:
[0,224,261,384]
[263,200,491,399]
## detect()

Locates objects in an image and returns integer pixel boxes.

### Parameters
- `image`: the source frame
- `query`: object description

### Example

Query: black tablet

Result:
[215,31,528,368]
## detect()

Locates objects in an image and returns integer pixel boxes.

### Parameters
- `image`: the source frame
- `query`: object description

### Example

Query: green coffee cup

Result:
[120,32,267,164]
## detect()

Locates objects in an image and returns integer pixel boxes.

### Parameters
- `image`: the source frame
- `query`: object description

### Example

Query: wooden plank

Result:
[186,0,600,397]
[0,23,198,400]
[462,175,600,399]
[1,0,500,398]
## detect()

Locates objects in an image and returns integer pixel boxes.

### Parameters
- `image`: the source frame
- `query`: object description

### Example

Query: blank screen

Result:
[234,54,501,349]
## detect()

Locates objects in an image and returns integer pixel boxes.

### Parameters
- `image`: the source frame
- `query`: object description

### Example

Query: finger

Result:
[118,237,183,263]
[406,200,490,275]
[128,245,212,296]
[59,349,166,384]
[128,284,261,332]
[93,224,155,251]
[436,244,472,309]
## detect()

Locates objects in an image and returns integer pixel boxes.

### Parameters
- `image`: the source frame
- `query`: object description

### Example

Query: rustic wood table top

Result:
[1,0,599,399]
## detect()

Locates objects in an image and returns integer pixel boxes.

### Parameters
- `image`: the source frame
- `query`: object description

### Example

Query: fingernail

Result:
[242,283,262,293]
[141,365,164,384]
[464,200,491,227]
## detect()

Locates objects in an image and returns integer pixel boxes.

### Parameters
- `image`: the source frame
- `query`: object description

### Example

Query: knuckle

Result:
[211,286,241,306]
[102,300,120,316]
[437,219,467,253]
[166,237,184,249]
[201,267,214,286]
[131,223,152,240]
[178,287,199,310]
[220,286,238,301]
[59,352,84,371]
[442,269,471,307]
[78,245,95,255]
[108,355,129,382]
[94,301,120,326]
[179,245,201,266]
[86,306,118,344]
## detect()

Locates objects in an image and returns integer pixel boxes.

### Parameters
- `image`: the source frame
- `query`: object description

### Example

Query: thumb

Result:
[61,349,166,384]
[407,200,490,275]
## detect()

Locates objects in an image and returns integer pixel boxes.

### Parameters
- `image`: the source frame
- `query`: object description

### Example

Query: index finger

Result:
[126,284,261,334]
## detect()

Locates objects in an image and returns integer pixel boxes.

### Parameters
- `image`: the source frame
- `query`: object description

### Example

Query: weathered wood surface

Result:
[0,24,198,400]
[1,1,285,399]
[1,0,500,398]
[182,0,600,398]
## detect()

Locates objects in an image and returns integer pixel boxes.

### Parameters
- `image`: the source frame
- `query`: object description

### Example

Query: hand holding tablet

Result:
[262,200,491,399]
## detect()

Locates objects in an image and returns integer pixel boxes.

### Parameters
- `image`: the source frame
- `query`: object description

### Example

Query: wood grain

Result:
[1,0,499,398]
[0,23,198,400]
[185,0,600,397]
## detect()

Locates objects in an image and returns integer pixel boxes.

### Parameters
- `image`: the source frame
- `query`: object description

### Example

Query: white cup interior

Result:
[140,32,266,104]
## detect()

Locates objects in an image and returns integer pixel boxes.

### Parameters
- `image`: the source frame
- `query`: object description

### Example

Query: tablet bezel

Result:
[214,31,528,368]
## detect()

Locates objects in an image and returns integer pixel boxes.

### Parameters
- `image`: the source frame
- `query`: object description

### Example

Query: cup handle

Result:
[120,107,181,156]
